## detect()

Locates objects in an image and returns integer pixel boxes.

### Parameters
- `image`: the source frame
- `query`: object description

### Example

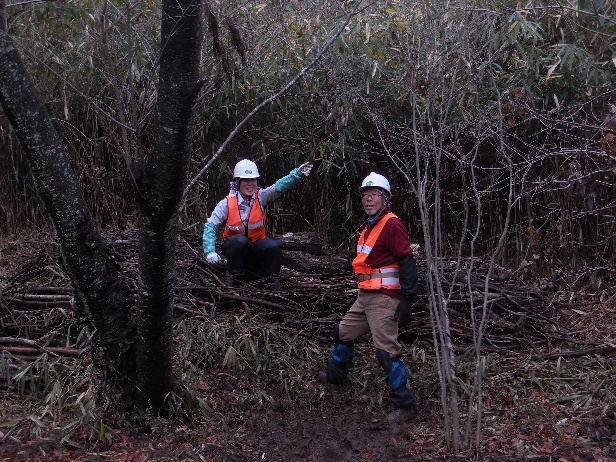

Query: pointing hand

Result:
[298,162,314,177]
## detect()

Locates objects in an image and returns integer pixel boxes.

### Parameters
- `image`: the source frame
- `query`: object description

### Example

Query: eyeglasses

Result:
[361,191,383,200]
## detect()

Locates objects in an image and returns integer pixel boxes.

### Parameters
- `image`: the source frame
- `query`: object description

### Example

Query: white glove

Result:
[298,162,313,177]
[206,252,220,264]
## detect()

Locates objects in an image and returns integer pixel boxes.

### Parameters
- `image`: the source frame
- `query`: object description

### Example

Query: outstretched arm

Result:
[259,163,314,206]
[203,198,228,259]
[275,162,313,193]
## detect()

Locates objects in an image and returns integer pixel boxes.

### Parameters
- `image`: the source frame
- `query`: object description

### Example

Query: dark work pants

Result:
[221,234,283,278]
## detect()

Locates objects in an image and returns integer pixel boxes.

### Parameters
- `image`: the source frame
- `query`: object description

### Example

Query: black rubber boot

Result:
[376,348,417,410]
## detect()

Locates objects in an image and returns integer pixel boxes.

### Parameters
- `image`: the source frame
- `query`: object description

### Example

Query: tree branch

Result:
[182,0,371,200]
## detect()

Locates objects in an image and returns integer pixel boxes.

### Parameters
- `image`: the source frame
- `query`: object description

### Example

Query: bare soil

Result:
[1,231,615,461]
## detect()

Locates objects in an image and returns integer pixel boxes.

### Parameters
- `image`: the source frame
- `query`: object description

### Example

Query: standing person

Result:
[203,159,313,284]
[320,172,419,419]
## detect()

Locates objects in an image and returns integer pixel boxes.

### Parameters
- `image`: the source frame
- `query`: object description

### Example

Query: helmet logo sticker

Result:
[366,181,374,186]
[245,170,252,174]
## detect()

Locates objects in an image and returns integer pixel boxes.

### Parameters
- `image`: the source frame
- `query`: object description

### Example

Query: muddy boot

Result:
[266,275,281,290]
[224,271,242,287]
[387,407,414,422]
[321,326,354,384]
[315,369,339,389]
[325,342,354,385]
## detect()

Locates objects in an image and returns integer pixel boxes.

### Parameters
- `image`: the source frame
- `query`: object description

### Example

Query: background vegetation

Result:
[1,0,614,293]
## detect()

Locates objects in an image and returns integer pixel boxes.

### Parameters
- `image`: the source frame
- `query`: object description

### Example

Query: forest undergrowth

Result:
[0,231,615,461]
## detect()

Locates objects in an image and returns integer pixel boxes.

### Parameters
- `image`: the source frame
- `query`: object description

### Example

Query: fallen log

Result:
[12,286,73,295]
[276,231,322,255]
[0,337,39,347]
[1,345,82,357]
[543,345,616,359]
[3,296,73,307]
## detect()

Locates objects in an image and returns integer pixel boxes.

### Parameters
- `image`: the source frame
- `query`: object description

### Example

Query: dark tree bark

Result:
[0,17,135,407]
[135,0,203,412]
[0,0,204,414]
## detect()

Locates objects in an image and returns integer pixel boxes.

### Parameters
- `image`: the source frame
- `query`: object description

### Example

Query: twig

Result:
[182,0,367,199]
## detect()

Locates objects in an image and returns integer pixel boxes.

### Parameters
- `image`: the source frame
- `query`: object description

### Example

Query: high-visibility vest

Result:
[223,192,267,243]
[352,212,401,290]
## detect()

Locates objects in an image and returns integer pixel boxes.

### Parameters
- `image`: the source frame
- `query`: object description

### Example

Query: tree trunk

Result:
[0,22,135,408]
[1,0,204,413]
[134,0,203,412]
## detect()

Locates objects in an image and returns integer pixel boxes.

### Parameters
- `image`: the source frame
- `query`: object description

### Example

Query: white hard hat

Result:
[233,159,260,179]
[359,172,391,195]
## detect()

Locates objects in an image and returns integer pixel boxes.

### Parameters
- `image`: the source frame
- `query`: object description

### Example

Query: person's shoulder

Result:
[385,214,409,232]
[386,212,404,225]
[213,196,230,210]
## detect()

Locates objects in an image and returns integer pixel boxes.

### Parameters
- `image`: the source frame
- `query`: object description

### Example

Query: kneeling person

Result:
[203,159,312,283]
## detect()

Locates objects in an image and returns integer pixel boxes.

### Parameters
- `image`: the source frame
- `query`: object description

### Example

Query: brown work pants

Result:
[338,290,401,356]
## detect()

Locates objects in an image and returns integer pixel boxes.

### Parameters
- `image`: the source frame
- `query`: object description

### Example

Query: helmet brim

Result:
[359,186,390,196]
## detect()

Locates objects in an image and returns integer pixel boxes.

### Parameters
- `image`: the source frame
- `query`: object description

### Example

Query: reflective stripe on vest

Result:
[352,212,401,290]
[223,192,267,243]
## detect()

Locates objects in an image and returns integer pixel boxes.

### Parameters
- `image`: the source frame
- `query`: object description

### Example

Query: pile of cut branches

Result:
[1,229,573,361]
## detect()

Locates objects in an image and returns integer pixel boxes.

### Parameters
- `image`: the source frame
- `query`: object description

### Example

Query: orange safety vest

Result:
[223,192,267,243]
[352,212,401,290]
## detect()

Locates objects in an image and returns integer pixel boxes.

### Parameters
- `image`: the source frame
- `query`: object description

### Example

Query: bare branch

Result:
[182,0,372,200]
[5,0,57,7]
